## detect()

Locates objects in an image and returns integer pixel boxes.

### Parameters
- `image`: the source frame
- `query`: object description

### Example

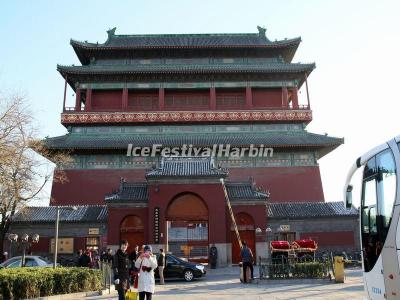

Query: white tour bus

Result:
[344,135,400,300]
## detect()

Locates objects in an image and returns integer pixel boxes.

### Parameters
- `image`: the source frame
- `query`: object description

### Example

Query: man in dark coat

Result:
[106,248,113,263]
[157,248,166,284]
[209,244,218,269]
[129,245,140,263]
[240,241,254,283]
[78,249,91,267]
[113,240,130,300]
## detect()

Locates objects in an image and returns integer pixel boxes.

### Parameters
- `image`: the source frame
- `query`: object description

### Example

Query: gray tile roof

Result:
[105,178,267,202]
[146,156,228,178]
[44,132,343,152]
[105,182,148,202]
[68,28,301,68]
[225,181,268,201]
[12,205,108,223]
[268,202,359,219]
[57,62,315,76]
[70,31,300,49]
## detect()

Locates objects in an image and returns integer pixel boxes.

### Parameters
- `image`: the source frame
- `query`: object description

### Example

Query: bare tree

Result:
[0,94,71,255]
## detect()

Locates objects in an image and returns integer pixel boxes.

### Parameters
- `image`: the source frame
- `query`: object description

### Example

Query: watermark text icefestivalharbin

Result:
[126,144,273,158]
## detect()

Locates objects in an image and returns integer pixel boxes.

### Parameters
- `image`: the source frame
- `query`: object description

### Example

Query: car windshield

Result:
[6,259,22,268]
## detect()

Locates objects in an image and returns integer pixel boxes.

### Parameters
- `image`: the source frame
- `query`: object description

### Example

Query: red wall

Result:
[51,169,146,205]
[228,166,325,202]
[107,208,148,246]
[147,183,228,244]
[30,237,50,253]
[300,231,355,247]
[252,88,282,108]
[50,166,324,205]
[229,206,266,242]
[92,90,122,110]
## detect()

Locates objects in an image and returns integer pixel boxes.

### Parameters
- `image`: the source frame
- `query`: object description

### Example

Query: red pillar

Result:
[122,88,128,110]
[292,87,299,109]
[85,89,92,111]
[245,86,252,109]
[75,88,81,111]
[159,88,165,110]
[62,76,67,112]
[210,87,216,110]
[282,87,288,108]
[305,73,311,109]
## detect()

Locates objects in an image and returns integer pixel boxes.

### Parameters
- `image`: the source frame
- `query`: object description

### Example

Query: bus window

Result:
[376,149,397,239]
[361,149,397,273]
[369,206,377,234]
[361,157,378,272]
[364,178,377,208]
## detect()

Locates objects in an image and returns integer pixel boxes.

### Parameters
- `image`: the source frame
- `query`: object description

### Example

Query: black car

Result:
[154,254,206,282]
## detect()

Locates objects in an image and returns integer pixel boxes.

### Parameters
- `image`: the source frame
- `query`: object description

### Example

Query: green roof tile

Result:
[58,62,314,75]
[44,131,343,158]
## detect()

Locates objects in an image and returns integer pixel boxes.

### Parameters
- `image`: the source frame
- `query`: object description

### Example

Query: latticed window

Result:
[216,95,245,108]
[165,95,209,108]
[128,96,159,110]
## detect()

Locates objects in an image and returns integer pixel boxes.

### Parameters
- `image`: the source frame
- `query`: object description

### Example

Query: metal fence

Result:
[99,261,113,294]
[258,256,332,280]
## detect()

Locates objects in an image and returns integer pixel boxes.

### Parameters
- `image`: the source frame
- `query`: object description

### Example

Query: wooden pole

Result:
[53,206,59,268]
[220,178,242,249]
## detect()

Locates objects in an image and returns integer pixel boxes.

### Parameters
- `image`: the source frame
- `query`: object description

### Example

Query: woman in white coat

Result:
[135,245,158,300]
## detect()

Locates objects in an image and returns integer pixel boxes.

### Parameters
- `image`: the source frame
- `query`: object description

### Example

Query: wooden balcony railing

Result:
[63,104,310,113]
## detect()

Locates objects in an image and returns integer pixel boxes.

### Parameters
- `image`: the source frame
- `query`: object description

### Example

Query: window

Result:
[166,256,178,265]
[216,95,245,107]
[86,237,99,251]
[7,259,22,268]
[25,259,38,267]
[376,149,397,231]
[361,157,378,272]
[274,232,296,243]
[165,95,209,108]
[360,148,397,273]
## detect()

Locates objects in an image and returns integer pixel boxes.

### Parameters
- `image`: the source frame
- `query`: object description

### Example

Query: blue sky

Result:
[1,0,399,205]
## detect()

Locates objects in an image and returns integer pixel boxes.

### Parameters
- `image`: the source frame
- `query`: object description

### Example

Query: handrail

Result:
[62,105,311,113]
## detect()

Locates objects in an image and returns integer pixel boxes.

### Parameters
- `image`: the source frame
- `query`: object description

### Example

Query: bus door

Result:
[361,147,399,299]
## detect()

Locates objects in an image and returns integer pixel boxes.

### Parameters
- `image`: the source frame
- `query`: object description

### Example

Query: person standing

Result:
[135,245,158,300]
[129,245,140,285]
[129,245,140,263]
[240,241,254,283]
[105,248,113,263]
[157,249,166,285]
[209,244,218,269]
[1,252,8,263]
[113,240,130,300]
[78,249,91,267]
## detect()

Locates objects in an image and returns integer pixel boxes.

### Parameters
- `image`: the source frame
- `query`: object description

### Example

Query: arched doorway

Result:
[166,193,209,263]
[120,215,145,253]
[231,212,256,264]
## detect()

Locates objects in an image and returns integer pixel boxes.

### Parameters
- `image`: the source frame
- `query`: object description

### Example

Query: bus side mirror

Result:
[346,185,353,209]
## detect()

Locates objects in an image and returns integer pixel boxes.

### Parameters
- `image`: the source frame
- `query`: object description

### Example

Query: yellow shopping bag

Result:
[125,289,138,300]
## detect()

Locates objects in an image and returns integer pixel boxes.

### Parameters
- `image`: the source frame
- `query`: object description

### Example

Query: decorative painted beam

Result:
[78,81,297,90]
[61,109,312,124]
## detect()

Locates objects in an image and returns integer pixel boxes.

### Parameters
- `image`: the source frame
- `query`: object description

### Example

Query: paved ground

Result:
[83,266,366,300]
